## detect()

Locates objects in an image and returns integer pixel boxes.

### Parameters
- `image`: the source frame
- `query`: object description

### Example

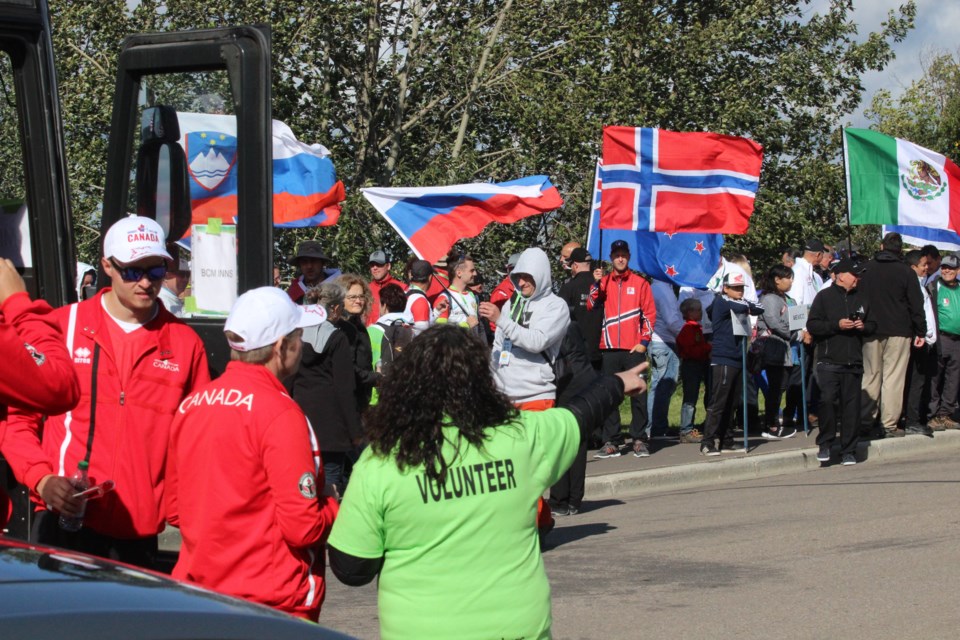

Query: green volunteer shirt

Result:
[366,324,385,405]
[328,408,580,640]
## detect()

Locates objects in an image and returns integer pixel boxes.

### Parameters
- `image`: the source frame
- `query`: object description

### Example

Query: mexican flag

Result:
[844,128,960,231]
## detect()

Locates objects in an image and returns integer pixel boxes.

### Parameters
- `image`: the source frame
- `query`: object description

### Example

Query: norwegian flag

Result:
[599,127,763,234]
[587,161,724,288]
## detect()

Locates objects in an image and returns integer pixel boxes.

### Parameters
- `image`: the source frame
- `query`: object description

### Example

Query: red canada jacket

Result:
[2,289,209,539]
[586,269,657,350]
[167,362,339,621]
[0,292,81,527]
[676,320,712,361]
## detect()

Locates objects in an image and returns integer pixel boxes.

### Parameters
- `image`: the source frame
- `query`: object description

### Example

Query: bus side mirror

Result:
[136,105,191,243]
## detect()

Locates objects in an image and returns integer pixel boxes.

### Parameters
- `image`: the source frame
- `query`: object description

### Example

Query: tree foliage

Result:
[48,0,914,279]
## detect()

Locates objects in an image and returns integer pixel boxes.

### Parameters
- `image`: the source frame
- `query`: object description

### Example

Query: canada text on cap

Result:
[224,287,326,351]
[102,215,173,264]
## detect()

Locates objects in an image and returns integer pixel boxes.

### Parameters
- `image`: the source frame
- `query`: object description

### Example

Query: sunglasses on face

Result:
[110,258,167,282]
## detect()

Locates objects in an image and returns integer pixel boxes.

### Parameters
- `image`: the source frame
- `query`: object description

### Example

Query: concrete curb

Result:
[584,430,960,499]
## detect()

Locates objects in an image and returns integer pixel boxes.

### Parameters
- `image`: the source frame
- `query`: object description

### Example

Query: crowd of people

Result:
[0,213,955,637]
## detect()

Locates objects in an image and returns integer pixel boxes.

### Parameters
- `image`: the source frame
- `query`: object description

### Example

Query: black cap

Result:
[832,258,865,276]
[290,241,332,265]
[804,238,826,253]
[610,239,630,255]
[569,247,591,263]
[410,259,433,281]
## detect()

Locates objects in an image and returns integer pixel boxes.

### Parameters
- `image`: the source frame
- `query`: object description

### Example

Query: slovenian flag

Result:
[587,161,723,288]
[845,128,960,233]
[178,113,345,228]
[362,177,563,264]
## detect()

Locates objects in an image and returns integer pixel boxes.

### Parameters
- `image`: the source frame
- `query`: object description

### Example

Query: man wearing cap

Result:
[368,250,407,326]
[926,253,960,430]
[807,259,875,465]
[167,287,339,620]
[2,215,210,567]
[587,239,657,458]
[788,238,825,306]
[558,247,603,371]
[288,240,340,304]
[857,232,927,439]
[405,259,437,335]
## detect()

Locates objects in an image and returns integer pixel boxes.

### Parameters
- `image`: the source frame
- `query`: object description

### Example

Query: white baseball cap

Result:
[224,287,327,351]
[103,215,173,264]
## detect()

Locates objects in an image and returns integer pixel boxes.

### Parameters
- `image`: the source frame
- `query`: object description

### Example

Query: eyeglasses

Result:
[344,294,365,301]
[110,258,167,282]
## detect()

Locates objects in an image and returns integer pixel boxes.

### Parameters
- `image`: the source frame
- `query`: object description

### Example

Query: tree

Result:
[48,0,915,278]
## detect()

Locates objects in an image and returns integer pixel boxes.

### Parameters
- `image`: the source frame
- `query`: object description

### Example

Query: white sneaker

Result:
[841,453,857,466]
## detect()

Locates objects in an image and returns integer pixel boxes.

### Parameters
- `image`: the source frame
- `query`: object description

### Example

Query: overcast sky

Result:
[809,0,958,125]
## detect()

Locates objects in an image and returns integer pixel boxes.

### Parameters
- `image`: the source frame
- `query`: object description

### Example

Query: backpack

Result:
[379,319,415,376]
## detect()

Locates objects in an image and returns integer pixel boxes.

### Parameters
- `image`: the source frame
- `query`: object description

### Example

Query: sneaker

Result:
[884,428,906,438]
[928,416,947,431]
[594,443,621,459]
[816,444,831,462]
[721,440,745,453]
[633,440,651,458]
[761,429,780,440]
[700,442,720,457]
[566,506,579,516]
[905,423,934,437]
[841,453,857,466]
[775,425,797,439]
[942,417,960,430]
[807,414,819,428]
[553,506,573,516]
[679,429,702,443]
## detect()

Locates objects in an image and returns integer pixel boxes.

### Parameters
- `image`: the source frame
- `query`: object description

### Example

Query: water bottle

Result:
[58,461,89,532]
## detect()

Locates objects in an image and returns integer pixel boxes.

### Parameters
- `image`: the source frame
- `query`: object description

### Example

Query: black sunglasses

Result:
[110,258,167,282]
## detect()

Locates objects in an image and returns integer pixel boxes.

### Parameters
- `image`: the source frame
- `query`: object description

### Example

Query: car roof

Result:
[0,537,354,639]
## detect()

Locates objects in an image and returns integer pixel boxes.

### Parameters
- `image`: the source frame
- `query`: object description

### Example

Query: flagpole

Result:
[841,127,854,256]
[429,272,471,317]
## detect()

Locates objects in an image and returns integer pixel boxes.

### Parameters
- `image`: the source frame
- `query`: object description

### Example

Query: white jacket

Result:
[491,248,570,404]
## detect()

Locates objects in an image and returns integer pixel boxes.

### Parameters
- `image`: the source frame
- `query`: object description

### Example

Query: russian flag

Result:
[362,176,563,264]
[177,113,345,228]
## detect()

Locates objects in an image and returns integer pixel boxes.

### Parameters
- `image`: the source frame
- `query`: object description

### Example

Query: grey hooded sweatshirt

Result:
[491,248,571,404]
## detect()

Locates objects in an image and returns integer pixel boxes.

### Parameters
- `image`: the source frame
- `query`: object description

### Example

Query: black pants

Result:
[600,349,648,443]
[815,364,862,456]
[32,510,158,569]
[702,364,742,445]
[930,335,960,419]
[549,436,587,511]
[763,365,789,429]
[903,343,936,426]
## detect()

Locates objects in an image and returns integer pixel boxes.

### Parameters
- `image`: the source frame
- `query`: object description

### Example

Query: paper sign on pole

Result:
[788,304,810,332]
[190,223,237,315]
[730,309,751,337]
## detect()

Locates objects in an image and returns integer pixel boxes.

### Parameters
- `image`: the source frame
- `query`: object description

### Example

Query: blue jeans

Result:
[680,360,708,433]
[646,341,680,438]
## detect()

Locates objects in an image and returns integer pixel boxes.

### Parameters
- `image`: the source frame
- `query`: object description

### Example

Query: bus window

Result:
[131,71,240,318]
[0,51,31,271]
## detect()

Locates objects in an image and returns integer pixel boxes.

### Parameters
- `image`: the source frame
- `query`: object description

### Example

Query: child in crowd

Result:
[676,298,711,443]
[700,272,764,456]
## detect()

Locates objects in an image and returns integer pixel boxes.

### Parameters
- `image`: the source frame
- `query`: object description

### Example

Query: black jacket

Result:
[337,316,380,413]
[857,251,925,338]
[558,271,603,365]
[708,294,763,367]
[287,321,362,452]
[807,284,876,368]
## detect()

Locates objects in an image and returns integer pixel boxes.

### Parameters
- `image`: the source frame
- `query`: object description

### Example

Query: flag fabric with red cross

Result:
[599,127,763,234]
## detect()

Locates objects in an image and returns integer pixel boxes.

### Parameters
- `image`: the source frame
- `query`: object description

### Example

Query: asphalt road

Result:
[319,452,960,639]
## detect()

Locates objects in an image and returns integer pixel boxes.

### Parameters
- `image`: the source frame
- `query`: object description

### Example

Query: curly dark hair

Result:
[364,325,518,483]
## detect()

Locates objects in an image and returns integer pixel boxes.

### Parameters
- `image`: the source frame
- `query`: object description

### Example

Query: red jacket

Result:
[489,274,515,309]
[676,321,712,361]
[2,290,209,539]
[368,274,407,325]
[586,270,656,350]
[167,362,339,621]
[0,292,81,527]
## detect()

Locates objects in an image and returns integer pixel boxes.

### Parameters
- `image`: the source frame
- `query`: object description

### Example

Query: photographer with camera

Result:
[806,259,876,465]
